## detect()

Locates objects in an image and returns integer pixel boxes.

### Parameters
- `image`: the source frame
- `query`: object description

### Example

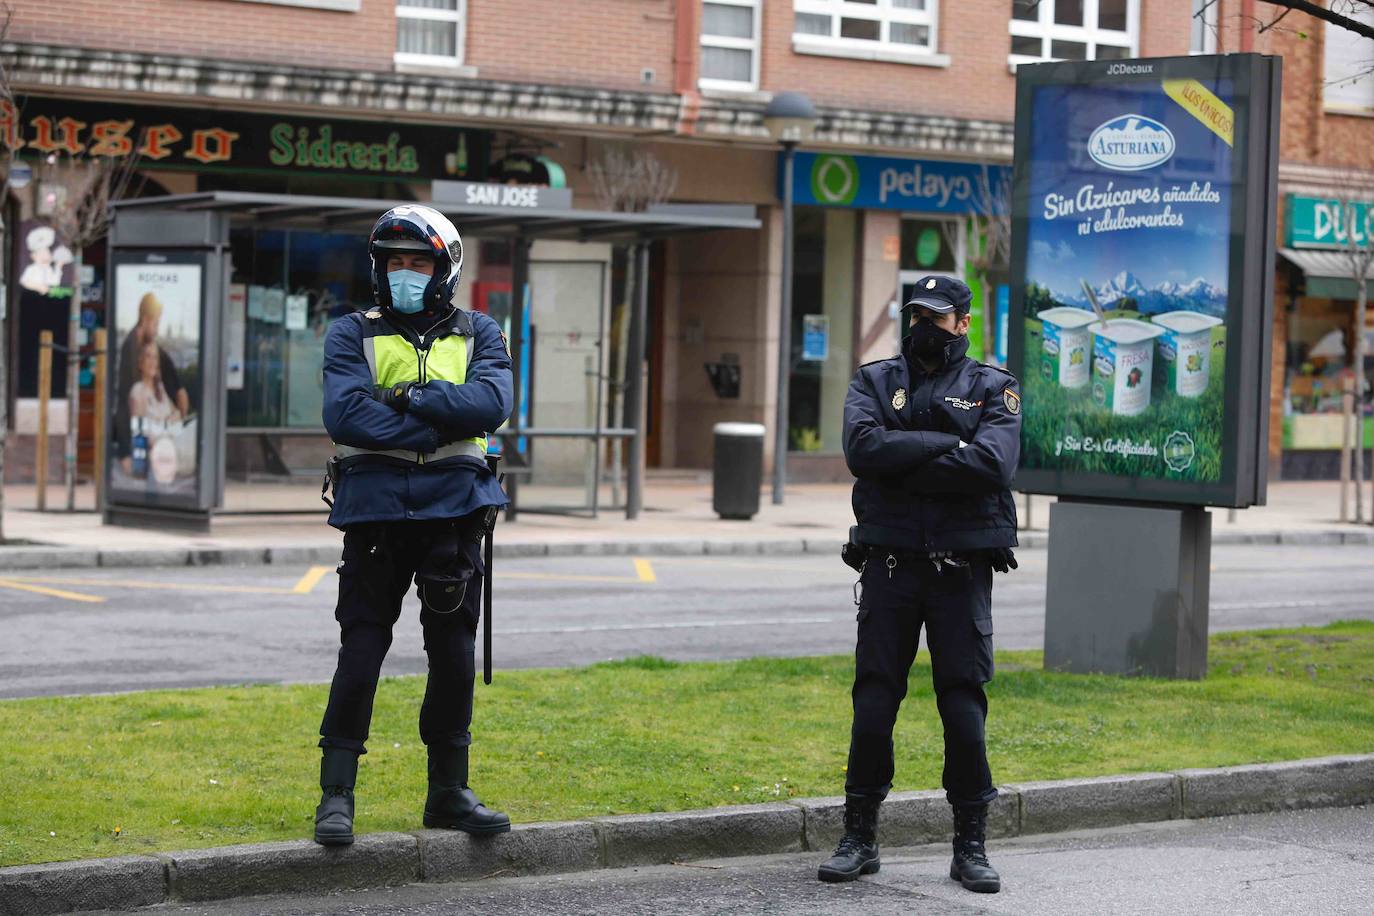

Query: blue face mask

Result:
[388,269,430,314]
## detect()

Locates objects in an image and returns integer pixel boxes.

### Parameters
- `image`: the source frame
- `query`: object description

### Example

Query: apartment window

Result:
[395,0,466,67]
[701,0,763,91]
[793,0,943,65]
[1190,0,1216,55]
[1008,0,1137,66]
[1324,6,1374,113]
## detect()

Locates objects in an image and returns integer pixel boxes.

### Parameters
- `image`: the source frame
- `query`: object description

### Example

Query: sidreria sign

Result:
[1088,115,1176,172]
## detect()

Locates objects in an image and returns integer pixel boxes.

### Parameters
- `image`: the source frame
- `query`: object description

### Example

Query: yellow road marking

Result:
[634,558,657,583]
[0,578,106,603]
[292,565,334,595]
[3,576,296,596]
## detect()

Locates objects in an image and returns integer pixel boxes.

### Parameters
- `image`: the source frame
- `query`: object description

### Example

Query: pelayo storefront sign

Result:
[1009,54,1281,509]
[787,152,1010,214]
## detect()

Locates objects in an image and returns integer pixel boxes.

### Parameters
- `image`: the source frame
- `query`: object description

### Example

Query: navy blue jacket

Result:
[322,307,512,530]
[843,334,1020,553]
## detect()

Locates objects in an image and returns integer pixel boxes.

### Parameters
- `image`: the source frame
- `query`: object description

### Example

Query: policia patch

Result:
[1003,388,1021,415]
[892,388,907,411]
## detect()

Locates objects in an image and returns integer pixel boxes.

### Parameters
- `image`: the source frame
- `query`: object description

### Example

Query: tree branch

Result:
[1258,0,1374,40]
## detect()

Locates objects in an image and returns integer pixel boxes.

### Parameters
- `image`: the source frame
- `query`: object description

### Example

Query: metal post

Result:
[93,328,107,511]
[506,237,531,522]
[64,251,82,511]
[36,330,52,512]
[772,140,797,505]
[1343,375,1355,523]
[626,241,650,520]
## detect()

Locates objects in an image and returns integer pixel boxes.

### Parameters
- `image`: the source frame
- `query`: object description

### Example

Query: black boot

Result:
[817,796,881,882]
[313,748,358,846]
[422,745,511,835]
[950,804,1000,893]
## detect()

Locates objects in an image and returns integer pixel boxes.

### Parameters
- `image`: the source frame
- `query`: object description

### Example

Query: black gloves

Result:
[988,547,1018,574]
[373,382,412,412]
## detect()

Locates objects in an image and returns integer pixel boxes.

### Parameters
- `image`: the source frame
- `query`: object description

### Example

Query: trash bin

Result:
[712,422,766,520]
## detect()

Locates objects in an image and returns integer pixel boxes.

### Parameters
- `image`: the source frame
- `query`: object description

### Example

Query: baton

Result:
[483,454,502,685]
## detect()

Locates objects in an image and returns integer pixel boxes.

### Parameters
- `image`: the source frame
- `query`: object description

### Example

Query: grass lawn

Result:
[3,620,1373,868]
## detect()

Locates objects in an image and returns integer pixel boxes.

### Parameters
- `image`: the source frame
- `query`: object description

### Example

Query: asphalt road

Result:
[95,806,1374,915]
[2,543,1372,698]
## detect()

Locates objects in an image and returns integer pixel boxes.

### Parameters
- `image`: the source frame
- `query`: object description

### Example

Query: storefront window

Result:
[788,207,855,454]
[226,228,373,429]
[1284,292,1374,452]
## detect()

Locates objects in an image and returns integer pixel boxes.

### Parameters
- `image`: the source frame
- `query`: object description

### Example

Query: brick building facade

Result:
[4,0,1360,492]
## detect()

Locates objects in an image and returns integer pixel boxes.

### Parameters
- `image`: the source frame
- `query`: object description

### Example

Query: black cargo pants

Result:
[844,550,998,808]
[319,514,485,755]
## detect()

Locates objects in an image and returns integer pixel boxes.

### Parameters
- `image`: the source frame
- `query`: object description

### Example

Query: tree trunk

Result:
[64,249,82,511]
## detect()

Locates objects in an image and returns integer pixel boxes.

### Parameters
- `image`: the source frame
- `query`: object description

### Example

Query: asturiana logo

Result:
[1088,114,1175,172]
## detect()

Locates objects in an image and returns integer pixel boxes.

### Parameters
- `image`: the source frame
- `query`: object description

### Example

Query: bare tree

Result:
[34,149,142,511]
[1328,170,1374,524]
[584,145,678,447]
[944,163,1011,363]
[586,146,679,215]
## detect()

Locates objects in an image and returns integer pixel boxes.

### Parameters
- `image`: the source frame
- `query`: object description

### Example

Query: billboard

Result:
[1009,55,1281,508]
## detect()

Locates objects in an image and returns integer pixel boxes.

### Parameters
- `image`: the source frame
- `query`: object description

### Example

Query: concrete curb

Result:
[0,527,1369,571]
[3,753,1371,914]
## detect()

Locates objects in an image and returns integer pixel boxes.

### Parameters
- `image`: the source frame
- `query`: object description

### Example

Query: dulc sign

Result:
[1286,195,1374,250]
[1009,53,1282,509]
[4,96,489,182]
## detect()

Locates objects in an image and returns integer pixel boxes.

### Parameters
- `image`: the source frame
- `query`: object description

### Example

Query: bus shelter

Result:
[105,191,759,530]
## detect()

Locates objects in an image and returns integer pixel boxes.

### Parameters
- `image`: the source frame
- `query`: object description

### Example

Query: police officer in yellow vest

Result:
[313,205,513,846]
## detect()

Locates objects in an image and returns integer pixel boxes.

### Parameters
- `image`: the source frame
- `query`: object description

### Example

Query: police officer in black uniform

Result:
[817,275,1021,894]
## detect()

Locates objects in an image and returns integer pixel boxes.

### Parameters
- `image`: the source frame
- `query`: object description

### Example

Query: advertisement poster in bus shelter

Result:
[1009,54,1281,508]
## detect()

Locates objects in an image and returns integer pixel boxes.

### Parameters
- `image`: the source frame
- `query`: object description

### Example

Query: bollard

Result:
[36,330,53,511]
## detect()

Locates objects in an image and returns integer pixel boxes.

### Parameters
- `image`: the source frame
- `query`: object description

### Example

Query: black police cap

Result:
[904,275,973,315]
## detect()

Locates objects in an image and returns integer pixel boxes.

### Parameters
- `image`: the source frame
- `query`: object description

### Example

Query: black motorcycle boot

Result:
[817,796,881,882]
[422,745,511,835]
[313,748,358,846]
[949,804,1000,893]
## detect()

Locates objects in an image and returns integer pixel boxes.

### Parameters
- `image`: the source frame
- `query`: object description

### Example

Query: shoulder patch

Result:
[363,308,383,320]
[858,355,899,370]
[1003,387,1021,415]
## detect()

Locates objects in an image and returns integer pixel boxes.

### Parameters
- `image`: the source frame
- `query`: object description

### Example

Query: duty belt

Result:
[334,441,488,463]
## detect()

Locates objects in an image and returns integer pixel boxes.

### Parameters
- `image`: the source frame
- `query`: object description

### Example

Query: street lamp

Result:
[763,91,818,505]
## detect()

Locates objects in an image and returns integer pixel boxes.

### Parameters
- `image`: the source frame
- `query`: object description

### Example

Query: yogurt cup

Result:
[1089,319,1166,416]
[1037,307,1096,389]
[1151,310,1224,398]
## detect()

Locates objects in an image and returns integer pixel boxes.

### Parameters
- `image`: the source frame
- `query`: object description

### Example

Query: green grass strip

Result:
[3,620,1373,868]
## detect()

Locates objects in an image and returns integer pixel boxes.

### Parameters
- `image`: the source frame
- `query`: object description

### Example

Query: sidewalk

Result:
[0,477,1369,570]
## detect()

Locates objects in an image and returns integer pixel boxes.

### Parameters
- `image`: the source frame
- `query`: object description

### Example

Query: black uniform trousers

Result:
[845,550,998,809]
[319,515,485,755]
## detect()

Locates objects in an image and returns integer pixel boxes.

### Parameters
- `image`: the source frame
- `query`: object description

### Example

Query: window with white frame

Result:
[700,0,763,91]
[793,0,940,60]
[395,0,466,67]
[1324,5,1374,113]
[1008,0,1137,66]
[1190,0,1217,55]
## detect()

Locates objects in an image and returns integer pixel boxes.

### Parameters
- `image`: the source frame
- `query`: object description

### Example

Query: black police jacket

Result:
[843,334,1021,553]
